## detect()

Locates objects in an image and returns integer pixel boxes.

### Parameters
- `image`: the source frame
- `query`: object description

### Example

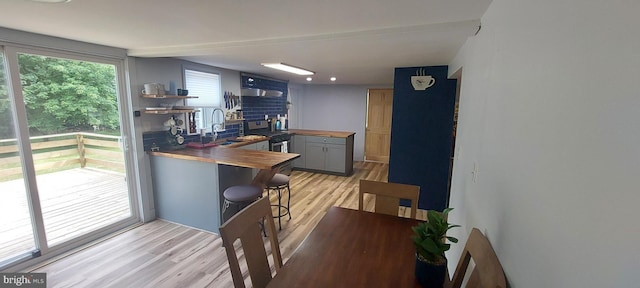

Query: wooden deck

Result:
[0,168,131,261]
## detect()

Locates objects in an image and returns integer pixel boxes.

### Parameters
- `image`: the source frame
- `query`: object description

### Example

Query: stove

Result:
[244,120,293,175]
[244,120,291,143]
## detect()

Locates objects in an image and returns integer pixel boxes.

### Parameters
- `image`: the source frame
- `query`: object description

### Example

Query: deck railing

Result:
[0,132,124,180]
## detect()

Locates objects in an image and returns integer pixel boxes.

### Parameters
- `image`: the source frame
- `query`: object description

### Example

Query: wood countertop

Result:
[219,136,268,148]
[287,129,355,138]
[149,147,299,170]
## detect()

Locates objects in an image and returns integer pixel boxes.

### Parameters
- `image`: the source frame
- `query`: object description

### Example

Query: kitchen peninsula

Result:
[149,143,299,234]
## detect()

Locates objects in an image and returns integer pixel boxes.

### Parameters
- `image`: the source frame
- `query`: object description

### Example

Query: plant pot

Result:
[414,254,447,288]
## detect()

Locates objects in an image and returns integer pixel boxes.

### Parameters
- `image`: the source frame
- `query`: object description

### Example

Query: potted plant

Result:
[412,207,460,287]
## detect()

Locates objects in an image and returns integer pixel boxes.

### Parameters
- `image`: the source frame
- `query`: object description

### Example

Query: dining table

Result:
[267,206,424,287]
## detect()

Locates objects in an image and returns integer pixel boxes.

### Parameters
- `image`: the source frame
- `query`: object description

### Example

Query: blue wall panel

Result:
[389,66,456,211]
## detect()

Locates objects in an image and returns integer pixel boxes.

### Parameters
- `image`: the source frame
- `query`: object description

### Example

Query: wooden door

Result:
[365,89,393,163]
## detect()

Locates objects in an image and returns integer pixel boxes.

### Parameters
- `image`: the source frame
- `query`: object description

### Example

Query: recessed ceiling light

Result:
[261,63,315,76]
[29,0,71,3]
[330,77,337,82]
[306,77,312,81]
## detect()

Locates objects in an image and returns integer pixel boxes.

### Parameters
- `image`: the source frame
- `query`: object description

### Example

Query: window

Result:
[184,69,221,133]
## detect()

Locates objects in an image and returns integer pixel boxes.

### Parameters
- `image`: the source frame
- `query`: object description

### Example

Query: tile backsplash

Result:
[143,123,240,151]
[143,96,287,151]
[241,96,287,121]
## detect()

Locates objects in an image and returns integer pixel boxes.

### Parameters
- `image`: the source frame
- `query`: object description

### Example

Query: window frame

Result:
[182,65,222,135]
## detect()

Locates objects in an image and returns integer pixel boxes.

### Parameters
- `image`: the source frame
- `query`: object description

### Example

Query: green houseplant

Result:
[412,208,460,287]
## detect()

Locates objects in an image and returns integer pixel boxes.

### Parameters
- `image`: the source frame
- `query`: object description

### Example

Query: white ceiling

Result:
[0,0,491,85]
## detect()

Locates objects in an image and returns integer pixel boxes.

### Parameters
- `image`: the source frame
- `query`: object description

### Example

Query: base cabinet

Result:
[239,143,257,150]
[292,135,306,168]
[239,140,268,151]
[256,140,269,151]
[296,135,353,176]
[150,155,253,234]
[240,140,269,177]
[325,144,347,173]
[305,142,326,171]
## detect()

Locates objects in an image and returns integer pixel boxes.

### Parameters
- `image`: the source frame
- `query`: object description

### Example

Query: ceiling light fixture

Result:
[261,63,315,76]
[306,77,312,81]
[330,77,337,82]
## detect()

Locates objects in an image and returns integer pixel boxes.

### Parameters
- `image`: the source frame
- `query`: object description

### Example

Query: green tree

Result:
[18,54,120,135]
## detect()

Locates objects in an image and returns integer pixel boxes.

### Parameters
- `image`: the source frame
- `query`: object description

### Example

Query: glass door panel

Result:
[0,51,37,264]
[17,53,133,246]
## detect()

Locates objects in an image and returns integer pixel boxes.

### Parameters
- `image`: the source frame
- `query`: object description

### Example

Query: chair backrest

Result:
[450,228,507,288]
[219,197,283,288]
[358,179,420,219]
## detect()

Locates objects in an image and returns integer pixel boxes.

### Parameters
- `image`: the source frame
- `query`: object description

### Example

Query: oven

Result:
[270,137,291,153]
[270,141,290,152]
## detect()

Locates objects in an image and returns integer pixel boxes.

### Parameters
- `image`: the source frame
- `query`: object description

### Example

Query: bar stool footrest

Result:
[270,204,290,218]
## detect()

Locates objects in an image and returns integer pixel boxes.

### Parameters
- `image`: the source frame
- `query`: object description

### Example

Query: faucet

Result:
[211,107,225,142]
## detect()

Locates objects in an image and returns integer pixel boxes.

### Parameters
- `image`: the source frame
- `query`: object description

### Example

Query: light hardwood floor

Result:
[31,162,426,288]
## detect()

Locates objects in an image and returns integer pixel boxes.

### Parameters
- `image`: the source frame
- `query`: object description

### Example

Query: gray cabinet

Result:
[150,155,253,234]
[239,140,268,151]
[325,143,347,173]
[239,143,257,150]
[305,142,326,171]
[291,135,306,168]
[256,140,269,151]
[301,135,353,175]
[240,140,269,177]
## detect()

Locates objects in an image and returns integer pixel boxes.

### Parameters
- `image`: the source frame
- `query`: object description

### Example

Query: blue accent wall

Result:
[241,96,287,121]
[240,74,288,121]
[389,66,456,211]
[142,124,241,151]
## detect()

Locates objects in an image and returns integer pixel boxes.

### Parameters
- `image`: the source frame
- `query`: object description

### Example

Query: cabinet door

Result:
[305,142,326,170]
[324,143,346,173]
[256,140,269,151]
[292,135,306,168]
[240,143,257,150]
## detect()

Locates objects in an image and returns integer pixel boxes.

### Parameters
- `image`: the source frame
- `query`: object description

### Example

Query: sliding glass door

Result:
[0,49,38,266]
[0,46,138,268]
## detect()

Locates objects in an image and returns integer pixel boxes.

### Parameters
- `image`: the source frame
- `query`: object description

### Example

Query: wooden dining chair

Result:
[449,228,507,288]
[358,179,420,219]
[219,197,283,288]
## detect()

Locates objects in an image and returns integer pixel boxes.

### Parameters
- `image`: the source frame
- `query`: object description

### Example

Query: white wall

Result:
[295,85,376,161]
[446,1,640,287]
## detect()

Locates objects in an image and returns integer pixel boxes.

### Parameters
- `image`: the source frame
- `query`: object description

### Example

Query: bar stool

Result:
[265,173,292,230]
[222,185,263,224]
